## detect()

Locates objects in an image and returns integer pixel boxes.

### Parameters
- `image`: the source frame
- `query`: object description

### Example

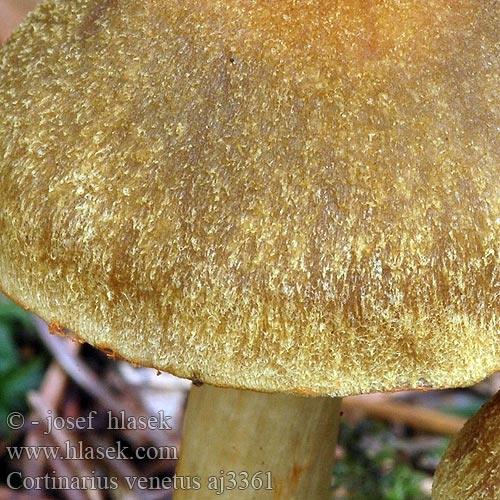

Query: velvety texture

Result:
[1,0,499,395]
[433,389,500,499]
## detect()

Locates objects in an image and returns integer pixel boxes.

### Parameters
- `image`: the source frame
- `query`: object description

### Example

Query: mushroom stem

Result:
[175,385,341,499]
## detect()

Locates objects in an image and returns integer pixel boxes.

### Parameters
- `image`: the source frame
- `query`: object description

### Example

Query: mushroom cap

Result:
[0,0,499,396]
[433,389,500,499]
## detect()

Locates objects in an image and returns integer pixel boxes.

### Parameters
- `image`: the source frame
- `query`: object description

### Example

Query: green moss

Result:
[333,420,431,500]
[0,298,49,436]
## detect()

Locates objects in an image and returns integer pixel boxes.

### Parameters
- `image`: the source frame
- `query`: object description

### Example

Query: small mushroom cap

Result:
[1,0,499,396]
[433,389,500,500]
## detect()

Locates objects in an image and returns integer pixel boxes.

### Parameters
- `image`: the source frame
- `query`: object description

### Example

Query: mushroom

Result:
[0,0,499,498]
[432,389,500,499]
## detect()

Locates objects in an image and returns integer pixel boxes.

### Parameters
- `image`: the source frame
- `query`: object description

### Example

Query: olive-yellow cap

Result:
[1,0,499,396]
[433,389,500,499]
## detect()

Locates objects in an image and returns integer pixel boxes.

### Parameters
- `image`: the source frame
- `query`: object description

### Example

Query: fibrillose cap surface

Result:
[433,389,500,499]
[0,0,499,396]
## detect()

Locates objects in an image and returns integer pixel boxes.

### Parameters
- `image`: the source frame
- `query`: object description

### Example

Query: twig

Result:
[27,392,102,500]
[22,360,71,488]
[342,394,466,435]
[33,317,167,449]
